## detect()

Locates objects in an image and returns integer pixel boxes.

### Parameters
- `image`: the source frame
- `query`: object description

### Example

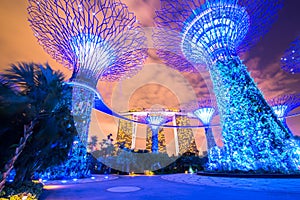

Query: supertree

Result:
[193,98,218,151]
[28,0,147,145]
[136,111,173,153]
[154,0,300,173]
[145,114,172,153]
[281,36,300,74]
[268,94,300,135]
[27,0,147,179]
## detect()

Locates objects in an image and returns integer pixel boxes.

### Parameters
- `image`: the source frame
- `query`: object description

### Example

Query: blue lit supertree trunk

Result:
[268,94,300,135]
[28,0,147,179]
[154,0,300,173]
[193,98,218,151]
[281,36,300,74]
[145,115,171,153]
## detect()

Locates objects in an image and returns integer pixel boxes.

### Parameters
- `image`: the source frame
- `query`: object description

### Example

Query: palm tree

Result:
[0,63,76,188]
[0,77,32,192]
[88,136,98,152]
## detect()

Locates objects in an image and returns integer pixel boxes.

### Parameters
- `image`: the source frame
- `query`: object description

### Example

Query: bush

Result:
[0,181,43,200]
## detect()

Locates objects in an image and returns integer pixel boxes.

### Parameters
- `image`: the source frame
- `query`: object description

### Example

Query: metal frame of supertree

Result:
[268,94,300,135]
[28,0,147,145]
[134,110,174,153]
[193,98,218,150]
[145,115,170,153]
[154,0,282,69]
[154,0,300,173]
[281,36,300,74]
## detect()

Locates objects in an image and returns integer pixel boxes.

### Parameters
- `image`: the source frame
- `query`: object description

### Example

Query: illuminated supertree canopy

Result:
[268,94,300,135]
[155,0,300,173]
[28,0,146,83]
[135,110,173,153]
[28,0,147,145]
[281,36,300,74]
[193,98,218,150]
[154,0,282,69]
[27,0,147,180]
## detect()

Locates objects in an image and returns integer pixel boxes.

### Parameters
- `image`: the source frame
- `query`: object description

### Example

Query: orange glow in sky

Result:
[0,0,300,154]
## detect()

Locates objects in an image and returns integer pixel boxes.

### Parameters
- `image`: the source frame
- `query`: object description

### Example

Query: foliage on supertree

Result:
[175,115,198,155]
[38,137,90,180]
[207,61,300,173]
[268,94,300,135]
[194,98,218,150]
[281,36,300,74]
[146,128,167,153]
[154,0,300,173]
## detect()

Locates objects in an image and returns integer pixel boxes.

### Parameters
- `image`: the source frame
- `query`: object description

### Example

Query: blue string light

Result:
[28,0,147,180]
[281,36,300,74]
[155,0,300,173]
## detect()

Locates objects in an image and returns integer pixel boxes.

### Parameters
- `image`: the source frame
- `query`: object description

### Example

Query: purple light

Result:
[28,0,147,83]
[281,36,300,74]
[194,107,215,125]
[154,0,283,68]
[268,94,300,134]
[268,94,300,119]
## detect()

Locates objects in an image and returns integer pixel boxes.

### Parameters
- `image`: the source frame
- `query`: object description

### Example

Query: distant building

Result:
[116,109,198,156]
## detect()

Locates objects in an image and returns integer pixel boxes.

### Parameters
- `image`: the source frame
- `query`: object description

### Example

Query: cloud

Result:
[245,55,300,99]
[121,0,160,27]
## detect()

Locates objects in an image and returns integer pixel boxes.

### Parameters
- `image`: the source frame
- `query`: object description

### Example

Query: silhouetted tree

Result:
[0,63,76,188]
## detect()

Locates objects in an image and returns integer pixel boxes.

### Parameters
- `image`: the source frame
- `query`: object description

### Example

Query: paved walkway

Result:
[40,174,300,200]
[43,175,118,185]
[162,173,300,193]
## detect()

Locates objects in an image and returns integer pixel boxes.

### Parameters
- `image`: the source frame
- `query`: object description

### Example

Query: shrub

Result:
[0,181,43,200]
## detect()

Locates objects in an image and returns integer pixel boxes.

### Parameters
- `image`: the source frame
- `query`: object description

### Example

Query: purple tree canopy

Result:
[268,94,300,118]
[153,0,283,67]
[28,0,147,82]
[281,36,300,74]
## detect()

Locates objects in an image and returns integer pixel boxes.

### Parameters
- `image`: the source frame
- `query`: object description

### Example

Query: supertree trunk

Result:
[71,86,95,146]
[208,58,300,172]
[150,127,160,153]
[279,118,293,136]
[204,127,217,151]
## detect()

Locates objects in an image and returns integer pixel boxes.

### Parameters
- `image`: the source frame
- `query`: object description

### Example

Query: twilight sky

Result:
[0,0,300,154]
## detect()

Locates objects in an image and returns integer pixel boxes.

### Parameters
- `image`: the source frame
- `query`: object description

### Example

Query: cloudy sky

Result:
[0,0,300,154]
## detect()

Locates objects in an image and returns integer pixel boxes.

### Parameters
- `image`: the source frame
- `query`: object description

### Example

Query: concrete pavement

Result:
[40,174,300,200]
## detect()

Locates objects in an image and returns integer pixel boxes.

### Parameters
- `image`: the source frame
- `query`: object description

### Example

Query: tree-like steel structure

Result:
[28,0,147,145]
[27,0,147,179]
[145,115,169,153]
[136,111,173,153]
[154,0,300,173]
[281,36,300,74]
[268,94,300,135]
[193,98,218,151]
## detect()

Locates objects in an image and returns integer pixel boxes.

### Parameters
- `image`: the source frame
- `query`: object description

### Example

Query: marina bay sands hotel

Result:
[116,109,201,156]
